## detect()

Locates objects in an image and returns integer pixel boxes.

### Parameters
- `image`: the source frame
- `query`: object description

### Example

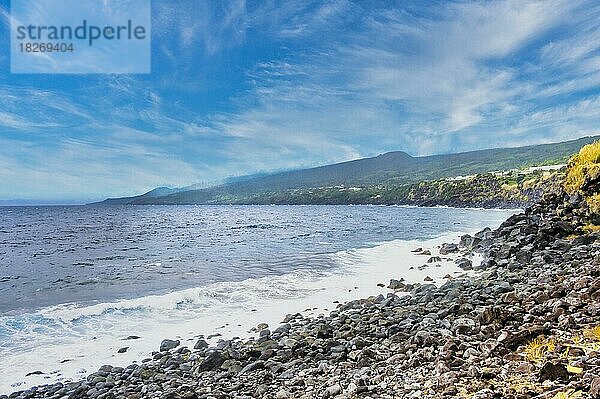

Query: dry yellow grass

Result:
[551,389,583,399]
[586,193,600,213]
[582,224,600,233]
[584,325,600,341]
[524,336,555,363]
[501,183,519,191]
[521,178,537,190]
[504,374,543,395]
[564,141,600,194]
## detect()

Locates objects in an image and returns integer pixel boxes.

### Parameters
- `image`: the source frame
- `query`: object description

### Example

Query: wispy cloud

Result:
[213,0,598,156]
[154,0,248,55]
[1,0,599,200]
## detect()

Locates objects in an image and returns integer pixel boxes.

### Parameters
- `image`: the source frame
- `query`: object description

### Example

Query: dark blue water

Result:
[0,205,514,314]
[0,205,518,393]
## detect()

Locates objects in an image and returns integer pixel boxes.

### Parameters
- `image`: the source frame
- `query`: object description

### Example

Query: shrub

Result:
[552,390,583,399]
[586,193,600,214]
[524,336,555,363]
[564,141,600,194]
[582,224,600,233]
[584,325,600,341]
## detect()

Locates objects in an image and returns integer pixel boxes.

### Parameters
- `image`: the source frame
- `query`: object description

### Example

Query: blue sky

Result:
[0,0,600,202]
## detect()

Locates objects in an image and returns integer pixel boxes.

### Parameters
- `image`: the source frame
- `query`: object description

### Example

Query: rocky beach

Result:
[5,144,600,399]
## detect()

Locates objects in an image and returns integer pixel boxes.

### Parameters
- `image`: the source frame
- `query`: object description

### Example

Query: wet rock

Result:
[273,323,291,335]
[440,243,459,255]
[159,339,180,352]
[259,328,271,337]
[194,339,209,350]
[460,234,482,250]
[455,258,473,270]
[388,278,405,290]
[256,323,269,331]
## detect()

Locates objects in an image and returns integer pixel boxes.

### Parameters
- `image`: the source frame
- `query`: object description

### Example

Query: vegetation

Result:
[154,168,563,207]
[563,140,600,230]
[96,135,599,205]
[551,390,583,399]
[582,223,600,233]
[524,336,556,363]
[587,194,600,214]
[564,141,600,194]
[464,324,600,398]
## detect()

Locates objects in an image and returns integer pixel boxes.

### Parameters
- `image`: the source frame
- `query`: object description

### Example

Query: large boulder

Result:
[159,339,180,352]
[199,350,226,371]
[440,243,459,255]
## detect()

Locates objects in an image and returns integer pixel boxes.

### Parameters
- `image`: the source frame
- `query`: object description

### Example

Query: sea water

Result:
[0,205,516,393]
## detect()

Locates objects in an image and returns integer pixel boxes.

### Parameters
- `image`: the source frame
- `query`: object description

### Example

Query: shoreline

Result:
[88,202,527,209]
[4,194,600,398]
[2,203,524,211]
[1,230,488,396]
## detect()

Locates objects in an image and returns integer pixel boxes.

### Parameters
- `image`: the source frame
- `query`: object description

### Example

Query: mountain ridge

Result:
[93,135,600,205]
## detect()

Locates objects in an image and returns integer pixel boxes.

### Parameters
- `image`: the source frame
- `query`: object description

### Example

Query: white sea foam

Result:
[0,231,478,394]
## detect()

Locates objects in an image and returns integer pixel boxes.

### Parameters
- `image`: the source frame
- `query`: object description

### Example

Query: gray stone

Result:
[193,339,209,350]
[199,350,225,371]
[159,339,180,352]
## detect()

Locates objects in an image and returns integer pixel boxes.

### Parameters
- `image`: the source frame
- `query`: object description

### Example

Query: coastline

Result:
[1,228,494,395]
[4,191,600,398]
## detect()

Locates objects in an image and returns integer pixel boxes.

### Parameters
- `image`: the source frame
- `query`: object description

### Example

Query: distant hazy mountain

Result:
[98,184,206,205]
[0,199,84,206]
[94,135,598,205]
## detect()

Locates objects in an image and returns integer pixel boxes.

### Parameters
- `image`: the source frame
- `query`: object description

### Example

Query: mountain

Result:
[98,186,182,205]
[0,199,84,206]
[99,184,206,205]
[94,135,599,205]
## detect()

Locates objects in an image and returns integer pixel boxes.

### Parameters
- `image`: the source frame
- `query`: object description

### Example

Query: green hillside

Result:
[95,135,598,205]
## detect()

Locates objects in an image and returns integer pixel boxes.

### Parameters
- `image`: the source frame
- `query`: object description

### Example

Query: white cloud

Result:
[2,0,600,200]
[153,0,248,55]
[217,0,598,158]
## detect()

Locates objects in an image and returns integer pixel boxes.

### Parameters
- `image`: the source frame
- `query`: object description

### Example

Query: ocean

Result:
[0,205,515,393]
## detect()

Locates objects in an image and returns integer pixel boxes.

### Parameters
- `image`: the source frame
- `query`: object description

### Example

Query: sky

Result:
[0,0,600,202]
